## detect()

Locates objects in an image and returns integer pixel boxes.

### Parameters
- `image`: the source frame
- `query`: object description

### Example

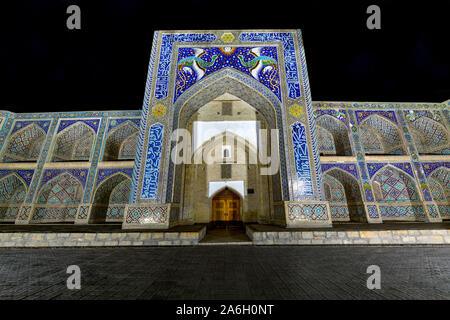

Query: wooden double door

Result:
[212,188,240,222]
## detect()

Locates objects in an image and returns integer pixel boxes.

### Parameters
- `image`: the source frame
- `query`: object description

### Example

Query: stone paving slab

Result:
[0,246,448,300]
[246,224,450,245]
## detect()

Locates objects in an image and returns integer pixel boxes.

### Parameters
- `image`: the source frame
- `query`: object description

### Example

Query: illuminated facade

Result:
[0,30,448,229]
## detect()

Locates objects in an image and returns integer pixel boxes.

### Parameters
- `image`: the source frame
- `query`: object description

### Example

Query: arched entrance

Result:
[212,188,241,225]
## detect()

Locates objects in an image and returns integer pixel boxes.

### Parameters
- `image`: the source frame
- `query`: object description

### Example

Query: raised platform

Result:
[0,224,207,247]
[246,222,450,245]
[0,222,449,247]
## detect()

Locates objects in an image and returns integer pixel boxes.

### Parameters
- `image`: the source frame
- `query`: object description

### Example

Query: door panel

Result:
[212,189,240,222]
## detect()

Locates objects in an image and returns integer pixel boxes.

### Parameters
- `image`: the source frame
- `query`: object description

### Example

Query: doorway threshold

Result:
[199,227,252,245]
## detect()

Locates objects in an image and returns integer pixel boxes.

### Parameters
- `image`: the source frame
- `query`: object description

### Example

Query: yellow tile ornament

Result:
[221,32,234,43]
[289,104,303,117]
[152,105,166,117]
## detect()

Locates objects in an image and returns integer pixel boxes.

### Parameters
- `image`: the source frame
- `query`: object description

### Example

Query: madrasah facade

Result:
[0,30,448,231]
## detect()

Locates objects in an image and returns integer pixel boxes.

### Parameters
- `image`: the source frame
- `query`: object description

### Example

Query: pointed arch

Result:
[315,115,352,156]
[322,167,366,222]
[192,130,259,164]
[33,172,84,223]
[3,124,45,162]
[371,165,423,220]
[371,165,419,203]
[53,122,95,161]
[359,114,406,155]
[103,121,139,160]
[428,167,450,219]
[90,172,131,223]
[166,69,287,219]
[0,173,27,222]
[323,173,349,221]
[408,117,449,154]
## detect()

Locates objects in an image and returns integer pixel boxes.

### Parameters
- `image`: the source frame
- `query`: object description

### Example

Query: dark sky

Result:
[1,0,449,113]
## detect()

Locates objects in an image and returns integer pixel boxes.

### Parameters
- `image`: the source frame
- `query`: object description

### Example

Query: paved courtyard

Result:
[0,246,448,300]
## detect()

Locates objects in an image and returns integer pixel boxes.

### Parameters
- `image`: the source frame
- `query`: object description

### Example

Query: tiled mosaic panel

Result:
[287,204,328,221]
[40,169,88,189]
[291,122,313,196]
[109,179,131,204]
[90,173,130,222]
[239,32,301,99]
[32,206,78,222]
[125,205,168,224]
[324,168,363,203]
[367,205,379,218]
[438,205,450,219]
[175,47,281,102]
[0,206,20,221]
[103,120,139,160]
[329,205,350,220]
[408,116,448,154]
[106,205,126,221]
[0,174,27,203]
[322,164,358,179]
[355,110,398,125]
[4,123,46,162]
[53,122,95,161]
[422,162,450,178]
[359,115,405,154]
[316,125,335,154]
[141,123,164,199]
[37,172,84,204]
[379,205,425,219]
[57,119,100,133]
[154,33,216,100]
[372,167,419,202]
[315,115,352,155]
[96,168,133,187]
[323,174,347,203]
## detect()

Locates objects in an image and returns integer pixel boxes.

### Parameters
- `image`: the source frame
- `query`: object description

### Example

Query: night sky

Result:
[1,0,449,113]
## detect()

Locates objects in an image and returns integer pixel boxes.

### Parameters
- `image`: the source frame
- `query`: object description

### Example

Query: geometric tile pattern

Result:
[37,172,84,204]
[4,123,47,161]
[53,122,95,161]
[125,205,168,224]
[109,179,131,204]
[367,205,379,218]
[316,125,335,154]
[322,164,359,179]
[0,170,34,186]
[379,205,424,218]
[287,204,329,221]
[323,174,347,203]
[421,162,450,178]
[103,120,139,160]
[359,115,404,154]
[57,119,100,134]
[372,167,419,202]
[329,205,350,219]
[40,169,88,189]
[408,116,448,154]
[0,174,27,204]
[315,115,352,155]
[96,168,133,187]
[355,110,398,125]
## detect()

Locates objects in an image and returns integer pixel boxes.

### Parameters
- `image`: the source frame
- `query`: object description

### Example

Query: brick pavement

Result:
[0,246,449,299]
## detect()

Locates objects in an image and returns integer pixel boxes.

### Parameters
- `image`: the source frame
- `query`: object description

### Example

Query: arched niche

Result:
[52,122,95,161]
